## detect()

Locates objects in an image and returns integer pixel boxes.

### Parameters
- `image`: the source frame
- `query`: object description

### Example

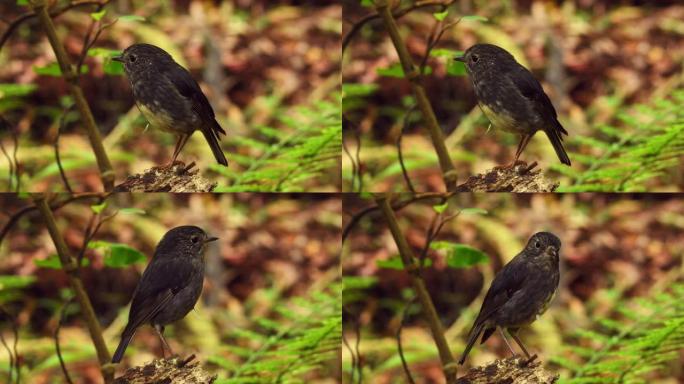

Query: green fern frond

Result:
[214,93,341,192]
[554,283,684,383]
[213,282,341,383]
[556,90,684,192]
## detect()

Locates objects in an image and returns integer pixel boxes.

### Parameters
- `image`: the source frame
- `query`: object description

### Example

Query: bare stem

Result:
[32,0,115,190]
[375,194,458,383]
[32,194,114,383]
[374,1,458,190]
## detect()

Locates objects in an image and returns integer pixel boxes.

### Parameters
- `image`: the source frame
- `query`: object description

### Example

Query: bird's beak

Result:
[205,236,219,243]
[454,55,465,62]
[112,54,124,63]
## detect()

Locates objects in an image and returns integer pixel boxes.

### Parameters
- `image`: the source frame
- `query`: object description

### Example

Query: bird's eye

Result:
[128,55,137,63]
[471,54,479,63]
[534,241,541,249]
[191,236,199,244]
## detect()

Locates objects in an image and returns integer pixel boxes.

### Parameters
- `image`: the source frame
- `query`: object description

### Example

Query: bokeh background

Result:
[0,0,341,192]
[342,0,684,192]
[0,193,341,383]
[342,193,684,382]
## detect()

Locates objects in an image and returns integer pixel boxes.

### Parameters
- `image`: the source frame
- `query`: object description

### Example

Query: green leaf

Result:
[445,244,489,268]
[433,10,448,21]
[342,83,379,97]
[376,63,405,78]
[34,63,88,76]
[446,60,466,76]
[461,15,488,22]
[90,202,107,214]
[87,48,121,58]
[104,244,147,267]
[460,208,488,215]
[17,0,28,5]
[89,241,147,267]
[33,63,62,76]
[377,256,431,270]
[342,276,378,290]
[35,255,89,269]
[118,208,146,215]
[0,83,37,98]
[104,59,124,75]
[433,202,448,213]
[430,48,463,58]
[118,15,146,22]
[90,9,107,21]
[377,63,432,78]
[0,275,36,290]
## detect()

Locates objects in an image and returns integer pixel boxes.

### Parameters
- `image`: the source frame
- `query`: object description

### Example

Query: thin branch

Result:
[374,0,458,190]
[0,1,108,52]
[375,194,457,383]
[31,195,114,382]
[55,298,75,384]
[0,142,14,191]
[0,116,20,192]
[0,193,106,245]
[342,1,454,54]
[342,115,363,192]
[342,192,454,243]
[396,297,417,384]
[353,317,362,384]
[76,209,117,268]
[55,107,74,193]
[341,323,357,384]
[418,18,461,75]
[32,0,115,191]
[0,306,18,384]
[75,16,118,73]
[397,105,417,192]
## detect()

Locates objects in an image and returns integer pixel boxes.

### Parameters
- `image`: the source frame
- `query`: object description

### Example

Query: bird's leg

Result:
[493,134,531,170]
[508,328,536,363]
[497,327,517,357]
[508,134,532,169]
[153,325,174,358]
[168,134,190,167]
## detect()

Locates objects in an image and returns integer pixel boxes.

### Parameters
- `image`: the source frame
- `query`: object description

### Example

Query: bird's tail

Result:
[111,329,136,363]
[201,120,228,166]
[544,120,571,166]
[459,322,485,365]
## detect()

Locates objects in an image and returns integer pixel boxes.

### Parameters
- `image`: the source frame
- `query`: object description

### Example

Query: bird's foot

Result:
[519,354,538,367]
[173,354,196,368]
[494,160,526,170]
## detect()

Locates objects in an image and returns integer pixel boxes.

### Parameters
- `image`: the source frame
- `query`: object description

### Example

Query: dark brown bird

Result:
[114,44,228,166]
[111,225,218,363]
[459,232,561,364]
[456,44,571,167]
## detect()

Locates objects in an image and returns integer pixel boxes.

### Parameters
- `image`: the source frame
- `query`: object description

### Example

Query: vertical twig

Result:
[342,115,363,192]
[32,0,115,191]
[396,297,417,384]
[397,105,417,192]
[375,194,458,383]
[374,1,458,191]
[32,195,114,383]
[0,306,19,383]
[54,298,75,384]
[55,107,74,193]
[0,117,20,192]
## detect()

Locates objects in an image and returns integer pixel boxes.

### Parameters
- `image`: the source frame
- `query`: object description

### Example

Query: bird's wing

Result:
[471,253,527,328]
[124,257,194,332]
[509,64,568,136]
[164,63,226,136]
